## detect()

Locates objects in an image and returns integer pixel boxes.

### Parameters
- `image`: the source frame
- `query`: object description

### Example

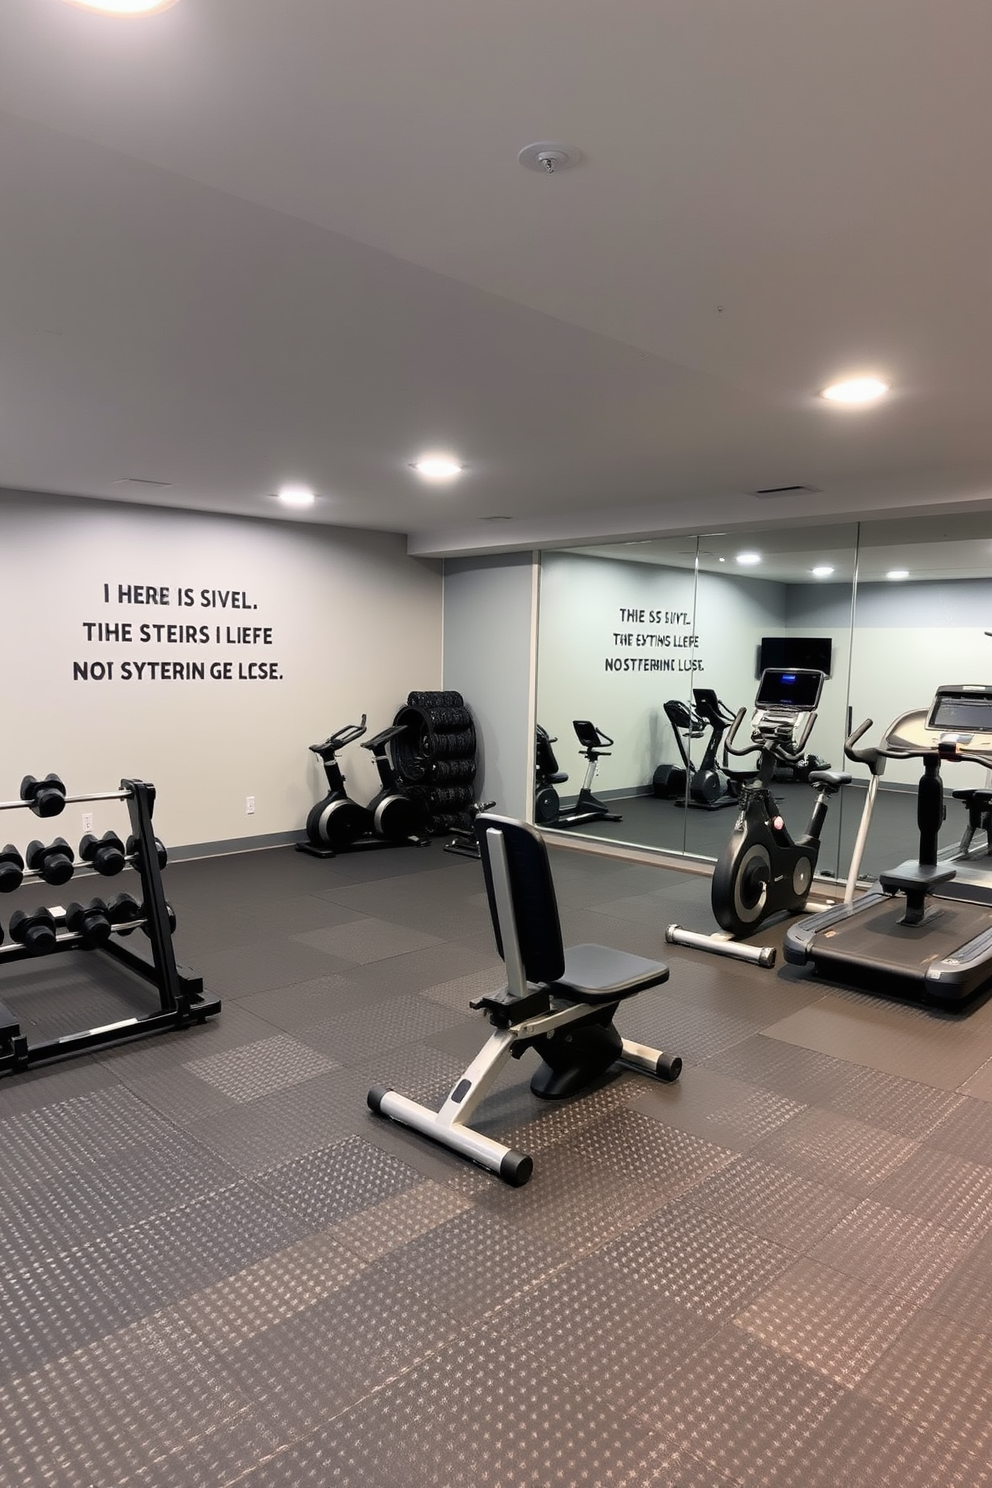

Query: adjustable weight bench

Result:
[367,813,681,1185]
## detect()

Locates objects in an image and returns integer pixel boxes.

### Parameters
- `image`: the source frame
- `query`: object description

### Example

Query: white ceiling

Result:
[2,0,992,556]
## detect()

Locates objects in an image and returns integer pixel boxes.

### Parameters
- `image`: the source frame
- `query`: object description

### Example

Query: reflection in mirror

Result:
[534,524,858,902]
[843,512,992,890]
[534,537,699,857]
[682,524,857,883]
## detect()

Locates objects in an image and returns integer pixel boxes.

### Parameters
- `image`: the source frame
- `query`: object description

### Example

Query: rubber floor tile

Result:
[854,1309,992,1462]
[0,1313,248,1488]
[749,1106,918,1197]
[629,1063,806,1151]
[628,1326,849,1483]
[596,1202,796,1322]
[254,1132,424,1226]
[299,1329,672,1488]
[681,1154,858,1251]
[184,1032,338,1102]
[206,1278,463,1439]
[733,1256,929,1387]
[327,1177,474,1262]
[807,1198,974,1298]
[923,1226,992,1328]
[110,1409,283,1488]
[925,1094,992,1164]
[369,1206,567,1321]
[762,992,992,1090]
[758,1388,992,1487]
[293,917,443,963]
[488,1249,722,1412]
[868,1143,992,1237]
[186,1066,375,1175]
[295,990,466,1065]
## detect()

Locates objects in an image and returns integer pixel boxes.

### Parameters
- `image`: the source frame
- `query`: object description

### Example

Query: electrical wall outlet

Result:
[246,796,255,815]
[82,812,94,832]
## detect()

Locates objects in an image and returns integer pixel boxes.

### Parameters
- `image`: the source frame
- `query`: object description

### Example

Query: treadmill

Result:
[784,683,992,1008]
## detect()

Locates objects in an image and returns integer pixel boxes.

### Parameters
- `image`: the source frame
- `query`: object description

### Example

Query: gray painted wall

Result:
[442,553,536,817]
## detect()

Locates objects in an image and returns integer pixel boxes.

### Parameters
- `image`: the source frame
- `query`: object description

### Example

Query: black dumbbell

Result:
[20,774,67,818]
[140,900,177,936]
[107,892,142,934]
[0,845,25,893]
[125,834,168,871]
[9,906,57,955]
[65,898,113,949]
[25,838,75,886]
[79,831,126,877]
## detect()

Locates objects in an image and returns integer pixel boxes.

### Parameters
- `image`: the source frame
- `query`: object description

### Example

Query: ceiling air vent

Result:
[115,477,174,488]
[748,484,821,498]
[480,514,511,522]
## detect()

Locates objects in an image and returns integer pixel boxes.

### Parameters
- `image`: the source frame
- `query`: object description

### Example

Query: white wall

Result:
[442,553,537,817]
[0,491,442,851]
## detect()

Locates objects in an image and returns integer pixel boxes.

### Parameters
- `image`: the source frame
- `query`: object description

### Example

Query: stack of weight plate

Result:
[391,691,479,837]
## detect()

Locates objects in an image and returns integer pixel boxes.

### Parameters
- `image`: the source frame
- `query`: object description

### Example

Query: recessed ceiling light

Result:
[62,0,179,13]
[811,565,835,578]
[886,569,910,580]
[276,484,316,508]
[736,551,762,566]
[820,376,890,404]
[411,454,463,482]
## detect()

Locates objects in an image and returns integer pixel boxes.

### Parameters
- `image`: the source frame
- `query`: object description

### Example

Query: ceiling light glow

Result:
[820,376,890,405]
[736,551,762,566]
[277,484,315,508]
[811,565,835,578]
[412,454,463,483]
[62,0,180,14]
[886,569,910,580]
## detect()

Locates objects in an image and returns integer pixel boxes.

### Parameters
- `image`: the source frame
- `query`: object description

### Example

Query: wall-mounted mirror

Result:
[844,512,992,887]
[535,522,858,884]
[537,510,992,912]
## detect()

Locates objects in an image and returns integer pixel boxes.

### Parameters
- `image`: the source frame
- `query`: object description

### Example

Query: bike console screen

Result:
[755,668,824,712]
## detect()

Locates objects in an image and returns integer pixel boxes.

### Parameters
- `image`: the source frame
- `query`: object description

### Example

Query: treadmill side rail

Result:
[782,891,890,963]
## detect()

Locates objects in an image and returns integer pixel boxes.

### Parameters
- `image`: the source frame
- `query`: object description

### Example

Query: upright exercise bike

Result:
[711,669,848,936]
[534,725,569,826]
[653,699,706,798]
[686,689,741,809]
[667,669,848,959]
[299,716,428,857]
[553,721,622,828]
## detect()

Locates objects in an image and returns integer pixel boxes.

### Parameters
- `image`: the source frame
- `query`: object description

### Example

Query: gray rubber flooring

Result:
[1,838,992,1486]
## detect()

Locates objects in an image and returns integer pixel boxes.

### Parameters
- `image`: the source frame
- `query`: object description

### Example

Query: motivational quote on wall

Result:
[604,607,704,674]
[73,583,284,683]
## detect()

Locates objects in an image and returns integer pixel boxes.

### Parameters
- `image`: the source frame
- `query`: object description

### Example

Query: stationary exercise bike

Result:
[710,669,849,936]
[652,699,706,798]
[542,721,622,828]
[298,716,428,858]
[685,689,741,809]
[534,725,569,826]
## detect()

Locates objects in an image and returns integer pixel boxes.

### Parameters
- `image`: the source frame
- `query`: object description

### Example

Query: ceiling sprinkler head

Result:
[518,141,582,174]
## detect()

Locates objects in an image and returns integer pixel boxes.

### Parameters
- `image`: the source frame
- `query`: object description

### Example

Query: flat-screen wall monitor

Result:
[756,668,824,712]
[759,636,833,677]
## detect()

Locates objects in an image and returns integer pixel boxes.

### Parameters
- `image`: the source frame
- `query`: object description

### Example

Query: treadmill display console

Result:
[755,668,824,712]
[927,687,992,733]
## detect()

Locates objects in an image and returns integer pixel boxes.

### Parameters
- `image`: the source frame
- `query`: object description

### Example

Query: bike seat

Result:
[952,789,992,806]
[808,770,851,791]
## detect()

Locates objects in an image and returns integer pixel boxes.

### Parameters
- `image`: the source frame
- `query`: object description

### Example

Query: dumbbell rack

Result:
[0,777,220,1075]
